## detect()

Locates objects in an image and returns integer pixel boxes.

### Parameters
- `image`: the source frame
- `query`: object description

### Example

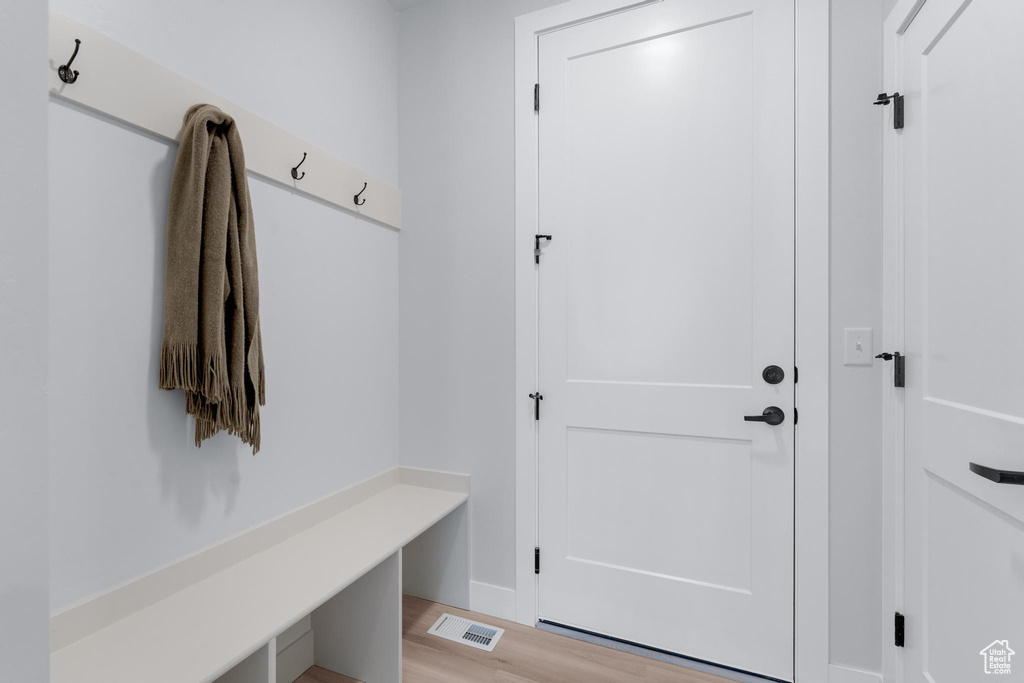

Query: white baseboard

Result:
[830,663,883,683]
[469,581,517,621]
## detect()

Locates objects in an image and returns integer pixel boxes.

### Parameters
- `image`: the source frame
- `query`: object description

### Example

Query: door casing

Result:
[513,0,830,681]
[881,4,914,683]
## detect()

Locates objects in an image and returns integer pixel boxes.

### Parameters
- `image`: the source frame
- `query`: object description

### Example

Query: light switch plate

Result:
[844,327,873,366]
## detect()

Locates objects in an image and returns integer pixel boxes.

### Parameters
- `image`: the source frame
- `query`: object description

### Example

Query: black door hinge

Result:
[529,392,544,420]
[874,92,904,130]
[876,352,905,388]
[894,612,905,647]
[535,547,541,574]
[794,407,798,425]
[534,234,552,264]
[534,83,540,112]
[794,366,798,384]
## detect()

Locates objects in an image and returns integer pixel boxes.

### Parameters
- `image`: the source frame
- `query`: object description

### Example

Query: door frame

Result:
[513,0,829,680]
[880,3,926,683]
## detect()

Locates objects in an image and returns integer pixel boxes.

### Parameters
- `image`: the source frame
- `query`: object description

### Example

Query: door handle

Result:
[744,406,785,426]
[969,462,1024,485]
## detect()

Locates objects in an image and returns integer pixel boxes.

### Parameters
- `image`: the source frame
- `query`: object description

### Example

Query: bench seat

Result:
[51,476,468,683]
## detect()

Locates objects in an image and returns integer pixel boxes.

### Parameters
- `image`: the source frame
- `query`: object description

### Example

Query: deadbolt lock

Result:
[762,365,785,385]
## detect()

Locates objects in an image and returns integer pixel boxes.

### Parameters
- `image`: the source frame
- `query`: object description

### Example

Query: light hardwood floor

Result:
[294,595,734,683]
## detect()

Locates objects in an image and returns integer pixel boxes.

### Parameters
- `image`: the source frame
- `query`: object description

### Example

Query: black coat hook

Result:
[354,182,367,206]
[59,38,82,84]
[291,152,307,180]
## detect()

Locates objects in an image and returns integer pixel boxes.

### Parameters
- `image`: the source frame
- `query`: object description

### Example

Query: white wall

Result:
[830,0,884,676]
[398,0,566,594]
[0,2,50,678]
[48,0,401,612]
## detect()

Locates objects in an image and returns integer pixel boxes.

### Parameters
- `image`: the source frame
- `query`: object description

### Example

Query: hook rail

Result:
[47,11,401,228]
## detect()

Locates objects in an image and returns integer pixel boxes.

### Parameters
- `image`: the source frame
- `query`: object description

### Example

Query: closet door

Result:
[897,0,1024,679]
[536,0,795,679]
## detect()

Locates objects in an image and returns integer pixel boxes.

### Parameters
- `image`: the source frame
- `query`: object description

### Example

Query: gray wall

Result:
[830,0,884,674]
[48,0,402,611]
[398,0,566,592]
[0,0,50,679]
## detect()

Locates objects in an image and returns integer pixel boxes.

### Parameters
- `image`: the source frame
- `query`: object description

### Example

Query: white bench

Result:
[49,467,470,683]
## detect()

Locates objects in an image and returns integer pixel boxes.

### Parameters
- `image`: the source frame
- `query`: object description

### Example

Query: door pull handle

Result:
[969,462,1024,485]
[744,407,785,426]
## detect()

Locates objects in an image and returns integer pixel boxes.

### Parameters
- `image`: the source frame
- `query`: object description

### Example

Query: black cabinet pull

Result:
[969,462,1024,486]
[744,406,785,426]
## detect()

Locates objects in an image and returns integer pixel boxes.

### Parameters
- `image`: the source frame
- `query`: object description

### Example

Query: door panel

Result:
[900,0,1024,679]
[563,13,754,387]
[565,427,753,592]
[923,475,1024,681]
[537,0,795,679]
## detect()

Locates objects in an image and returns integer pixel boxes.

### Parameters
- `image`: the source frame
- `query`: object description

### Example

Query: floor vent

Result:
[427,613,505,652]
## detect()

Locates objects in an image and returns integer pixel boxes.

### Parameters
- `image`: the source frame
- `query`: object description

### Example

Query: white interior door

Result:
[898,0,1024,680]
[536,1,795,679]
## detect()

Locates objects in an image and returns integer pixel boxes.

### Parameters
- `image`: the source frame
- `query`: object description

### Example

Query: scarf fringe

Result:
[186,386,261,455]
[159,343,198,392]
[160,342,231,404]
[203,354,230,404]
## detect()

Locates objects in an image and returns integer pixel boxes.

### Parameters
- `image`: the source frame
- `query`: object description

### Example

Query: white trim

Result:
[469,581,518,622]
[513,1,831,680]
[881,3,920,683]
[830,663,884,683]
[47,10,401,230]
[400,465,471,494]
[793,0,830,681]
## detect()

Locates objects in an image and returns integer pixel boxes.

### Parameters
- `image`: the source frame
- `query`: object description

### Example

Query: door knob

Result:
[744,406,785,426]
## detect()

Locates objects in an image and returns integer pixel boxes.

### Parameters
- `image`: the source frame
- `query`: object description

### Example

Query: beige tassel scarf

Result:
[159,104,265,453]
